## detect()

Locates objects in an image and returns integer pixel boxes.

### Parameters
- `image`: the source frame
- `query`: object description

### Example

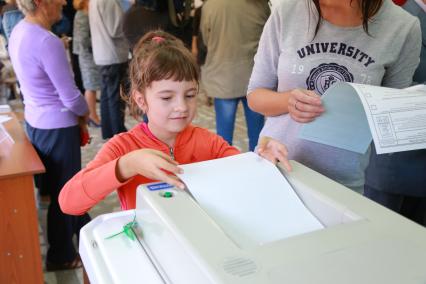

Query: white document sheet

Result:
[0,124,14,154]
[177,152,324,249]
[352,83,426,154]
[300,83,426,154]
[0,104,11,113]
[0,114,11,124]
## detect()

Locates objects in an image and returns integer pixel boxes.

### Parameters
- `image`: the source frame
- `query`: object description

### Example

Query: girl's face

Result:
[134,79,198,144]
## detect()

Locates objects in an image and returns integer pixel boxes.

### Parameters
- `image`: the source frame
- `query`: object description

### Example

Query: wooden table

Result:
[0,113,45,284]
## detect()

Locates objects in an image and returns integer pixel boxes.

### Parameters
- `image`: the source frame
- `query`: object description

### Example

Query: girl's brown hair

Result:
[125,30,200,119]
[308,0,383,37]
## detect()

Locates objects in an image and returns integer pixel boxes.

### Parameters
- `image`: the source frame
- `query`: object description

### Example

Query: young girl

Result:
[59,31,291,215]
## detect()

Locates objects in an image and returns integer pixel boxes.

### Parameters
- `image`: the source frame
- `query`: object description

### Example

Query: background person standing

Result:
[89,0,128,139]
[364,0,426,226]
[200,0,270,151]
[73,0,101,127]
[10,0,90,270]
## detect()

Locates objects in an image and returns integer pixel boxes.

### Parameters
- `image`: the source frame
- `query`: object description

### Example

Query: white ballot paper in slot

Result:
[300,82,426,154]
[177,152,324,249]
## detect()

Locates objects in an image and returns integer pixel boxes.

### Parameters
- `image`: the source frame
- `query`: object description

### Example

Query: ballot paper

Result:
[0,123,14,153]
[0,115,12,124]
[177,152,324,249]
[0,104,11,113]
[299,83,371,154]
[300,82,426,154]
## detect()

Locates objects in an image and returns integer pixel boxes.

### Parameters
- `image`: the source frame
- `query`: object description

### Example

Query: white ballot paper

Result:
[353,83,426,154]
[300,82,426,154]
[0,123,14,153]
[0,114,12,124]
[0,104,11,113]
[177,152,324,249]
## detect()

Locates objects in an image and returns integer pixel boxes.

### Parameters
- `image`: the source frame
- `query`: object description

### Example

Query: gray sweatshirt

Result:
[89,0,129,65]
[248,0,421,191]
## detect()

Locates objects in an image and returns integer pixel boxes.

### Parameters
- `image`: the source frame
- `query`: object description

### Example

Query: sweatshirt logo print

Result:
[306,63,354,95]
[297,42,375,67]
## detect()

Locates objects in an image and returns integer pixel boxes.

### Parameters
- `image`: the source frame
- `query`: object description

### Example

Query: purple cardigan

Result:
[9,20,88,129]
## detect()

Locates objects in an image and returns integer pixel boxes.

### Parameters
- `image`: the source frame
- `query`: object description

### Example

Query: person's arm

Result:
[202,128,241,159]
[116,149,184,189]
[247,8,323,123]
[74,13,92,52]
[191,35,198,58]
[59,140,130,215]
[59,138,184,215]
[199,3,210,49]
[40,36,88,117]
[249,88,323,123]
[191,7,202,57]
[382,19,422,88]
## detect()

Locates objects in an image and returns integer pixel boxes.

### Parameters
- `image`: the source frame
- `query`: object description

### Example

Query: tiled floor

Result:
[10,93,250,284]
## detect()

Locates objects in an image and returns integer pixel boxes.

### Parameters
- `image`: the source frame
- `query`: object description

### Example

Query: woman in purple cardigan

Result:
[9,0,90,270]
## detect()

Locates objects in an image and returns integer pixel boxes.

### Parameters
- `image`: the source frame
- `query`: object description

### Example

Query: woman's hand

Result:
[256,136,292,171]
[287,89,324,123]
[78,116,91,146]
[117,149,185,189]
[60,35,71,49]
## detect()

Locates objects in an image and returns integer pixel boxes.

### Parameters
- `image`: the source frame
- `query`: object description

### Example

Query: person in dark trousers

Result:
[89,0,128,139]
[10,0,91,270]
[364,0,426,226]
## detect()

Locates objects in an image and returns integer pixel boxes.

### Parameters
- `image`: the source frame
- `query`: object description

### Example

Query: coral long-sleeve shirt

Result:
[59,123,240,215]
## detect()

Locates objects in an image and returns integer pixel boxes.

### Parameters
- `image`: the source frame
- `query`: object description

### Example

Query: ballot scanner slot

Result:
[281,164,363,228]
[292,183,362,227]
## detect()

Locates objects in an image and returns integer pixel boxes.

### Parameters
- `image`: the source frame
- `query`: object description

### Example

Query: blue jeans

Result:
[214,97,264,151]
[2,9,23,42]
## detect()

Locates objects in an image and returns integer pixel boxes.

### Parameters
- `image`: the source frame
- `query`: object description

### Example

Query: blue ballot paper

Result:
[299,82,372,154]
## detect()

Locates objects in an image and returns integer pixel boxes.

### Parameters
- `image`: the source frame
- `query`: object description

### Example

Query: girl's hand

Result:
[287,89,324,123]
[257,136,292,171]
[117,149,185,189]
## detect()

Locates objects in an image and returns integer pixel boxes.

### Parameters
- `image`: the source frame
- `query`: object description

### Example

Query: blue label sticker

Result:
[147,182,174,191]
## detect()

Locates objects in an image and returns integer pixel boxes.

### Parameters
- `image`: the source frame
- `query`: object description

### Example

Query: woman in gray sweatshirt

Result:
[247,0,421,193]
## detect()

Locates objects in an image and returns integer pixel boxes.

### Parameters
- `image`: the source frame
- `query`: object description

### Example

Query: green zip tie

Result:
[105,213,138,241]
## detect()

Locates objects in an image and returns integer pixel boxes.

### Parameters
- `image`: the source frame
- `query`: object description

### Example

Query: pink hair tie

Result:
[152,36,165,43]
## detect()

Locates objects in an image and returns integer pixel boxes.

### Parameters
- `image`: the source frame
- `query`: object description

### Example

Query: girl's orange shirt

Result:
[59,123,239,215]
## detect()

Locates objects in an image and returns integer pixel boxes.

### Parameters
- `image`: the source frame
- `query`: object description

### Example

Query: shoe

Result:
[88,118,101,128]
[46,255,82,271]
